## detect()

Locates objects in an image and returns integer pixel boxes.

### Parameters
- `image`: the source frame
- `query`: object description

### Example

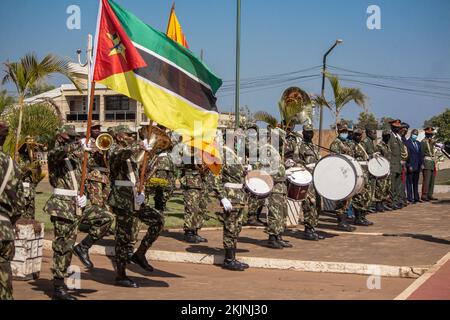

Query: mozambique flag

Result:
[93,0,222,144]
[166,4,189,49]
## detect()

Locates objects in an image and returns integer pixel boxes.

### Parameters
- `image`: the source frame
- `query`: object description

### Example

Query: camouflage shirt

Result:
[375,141,392,162]
[298,141,320,167]
[330,138,354,156]
[363,137,376,157]
[108,142,143,210]
[284,132,302,163]
[352,142,370,162]
[0,151,25,240]
[87,137,110,184]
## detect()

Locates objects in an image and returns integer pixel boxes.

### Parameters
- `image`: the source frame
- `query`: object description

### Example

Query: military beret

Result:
[401,122,410,129]
[56,125,79,137]
[303,124,314,132]
[389,119,402,127]
[424,127,435,134]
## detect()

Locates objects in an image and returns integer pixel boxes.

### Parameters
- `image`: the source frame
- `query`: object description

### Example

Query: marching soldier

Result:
[180,146,209,244]
[388,120,405,210]
[108,125,164,288]
[0,121,25,300]
[73,122,114,269]
[363,124,378,213]
[421,127,438,201]
[44,125,112,300]
[351,128,374,226]
[374,128,394,211]
[297,124,324,240]
[329,122,356,232]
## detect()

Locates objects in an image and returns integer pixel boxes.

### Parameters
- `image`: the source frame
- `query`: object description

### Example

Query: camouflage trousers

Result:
[146,186,174,212]
[334,199,351,220]
[266,191,287,236]
[216,208,244,249]
[0,241,14,300]
[51,206,113,279]
[247,196,265,220]
[368,176,377,203]
[22,185,36,220]
[301,185,320,229]
[375,175,391,202]
[183,189,208,231]
[113,206,165,265]
[352,174,373,212]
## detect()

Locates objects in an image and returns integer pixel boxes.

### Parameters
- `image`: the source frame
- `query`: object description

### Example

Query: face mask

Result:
[392,127,400,134]
[426,134,434,139]
[303,132,314,142]
[339,133,348,140]
[353,135,363,143]
[411,135,418,141]
[382,134,390,143]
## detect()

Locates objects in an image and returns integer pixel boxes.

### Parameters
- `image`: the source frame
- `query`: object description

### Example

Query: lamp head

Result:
[336,39,343,45]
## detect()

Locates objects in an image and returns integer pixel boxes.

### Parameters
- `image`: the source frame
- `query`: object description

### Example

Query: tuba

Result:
[95,133,114,151]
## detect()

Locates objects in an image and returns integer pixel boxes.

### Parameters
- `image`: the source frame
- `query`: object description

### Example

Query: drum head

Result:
[368,156,390,178]
[286,167,312,186]
[313,155,357,201]
[245,170,274,197]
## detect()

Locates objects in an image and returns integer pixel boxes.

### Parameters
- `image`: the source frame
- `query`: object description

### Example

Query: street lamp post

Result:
[318,39,343,148]
[235,0,241,129]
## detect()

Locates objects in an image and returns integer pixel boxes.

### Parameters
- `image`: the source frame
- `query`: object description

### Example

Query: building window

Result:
[105,95,130,111]
[82,96,98,112]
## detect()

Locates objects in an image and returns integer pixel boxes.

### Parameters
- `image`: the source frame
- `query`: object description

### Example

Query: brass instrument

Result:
[279,86,312,129]
[95,133,114,151]
[19,137,47,184]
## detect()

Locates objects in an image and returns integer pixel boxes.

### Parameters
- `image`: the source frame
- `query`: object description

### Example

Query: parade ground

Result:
[13,192,450,300]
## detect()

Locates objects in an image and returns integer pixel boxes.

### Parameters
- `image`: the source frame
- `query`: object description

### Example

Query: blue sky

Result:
[1,0,449,128]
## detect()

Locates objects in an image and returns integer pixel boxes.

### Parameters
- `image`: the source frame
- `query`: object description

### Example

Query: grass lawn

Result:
[35,192,223,232]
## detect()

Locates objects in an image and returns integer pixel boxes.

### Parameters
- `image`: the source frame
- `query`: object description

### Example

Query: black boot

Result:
[184,230,200,244]
[130,244,154,272]
[222,248,246,271]
[245,216,265,227]
[337,216,356,232]
[73,235,95,269]
[376,202,385,213]
[383,203,393,211]
[52,278,77,300]
[304,227,319,241]
[115,261,138,288]
[277,235,293,248]
[354,210,372,226]
[195,229,208,243]
[267,235,284,249]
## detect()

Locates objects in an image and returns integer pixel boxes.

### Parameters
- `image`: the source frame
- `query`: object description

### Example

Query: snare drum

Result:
[368,156,390,178]
[244,170,274,198]
[286,167,312,201]
[313,155,364,201]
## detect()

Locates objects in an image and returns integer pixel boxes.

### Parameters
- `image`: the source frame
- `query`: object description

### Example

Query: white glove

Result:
[80,138,92,152]
[136,192,145,206]
[77,195,87,208]
[221,198,233,212]
[245,164,253,172]
[436,143,444,149]
[285,159,295,168]
[373,152,381,157]
[143,135,157,151]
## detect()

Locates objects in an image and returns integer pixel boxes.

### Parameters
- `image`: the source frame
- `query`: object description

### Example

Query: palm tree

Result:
[315,73,367,130]
[2,53,81,160]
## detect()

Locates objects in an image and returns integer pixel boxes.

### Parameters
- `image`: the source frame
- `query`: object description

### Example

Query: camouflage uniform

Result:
[145,152,176,212]
[363,133,377,210]
[0,151,25,300]
[44,135,112,281]
[108,136,164,269]
[18,147,40,220]
[375,137,392,205]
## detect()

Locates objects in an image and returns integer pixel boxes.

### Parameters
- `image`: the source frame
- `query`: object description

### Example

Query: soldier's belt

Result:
[424,157,434,161]
[224,183,243,189]
[23,182,31,189]
[358,161,368,166]
[114,180,135,187]
[158,153,168,157]
[0,211,10,222]
[94,167,108,173]
[274,179,286,183]
[53,188,78,197]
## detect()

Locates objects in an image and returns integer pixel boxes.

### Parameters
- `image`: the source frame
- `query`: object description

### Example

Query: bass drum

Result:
[313,154,364,201]
[244,170,274,198]
[368,156,390,178]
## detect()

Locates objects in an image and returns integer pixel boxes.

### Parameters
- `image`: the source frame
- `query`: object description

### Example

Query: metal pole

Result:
[318,40,342,148]
[234,0,241,129]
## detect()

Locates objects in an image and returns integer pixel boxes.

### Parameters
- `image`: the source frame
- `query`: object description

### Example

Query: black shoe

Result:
[430,197,439,201]
[73,243,94,269]
[130,252,154,272]
[416,200,424,203]
[184,230,200,244]
[115,277,139,288]
[363,218,374,226]
[245,217,265,227]
[267,235,284,249]
[277,235,293,248]
[376,202,385,213]
[337,220,356,232]
[367,207,377,214]
[52,280,77,300]
[222,248,246,271]
[195,230,208,243]
[304,227,319,241]
[383,204,393,211]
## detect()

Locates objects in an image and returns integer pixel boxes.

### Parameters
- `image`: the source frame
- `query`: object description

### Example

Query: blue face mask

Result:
[339,133,348,140]
[411,135,418,141]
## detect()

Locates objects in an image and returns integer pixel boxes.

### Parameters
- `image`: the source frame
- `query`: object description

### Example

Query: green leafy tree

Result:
[424,108,450,143]
[0,88,15,115]
[3,103,62,156]
[2,53,81,160]
[357,111,378,129]
[315,73,367,130]
[26,81,56,98]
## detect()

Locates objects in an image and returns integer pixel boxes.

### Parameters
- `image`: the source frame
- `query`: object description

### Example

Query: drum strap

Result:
[357,144,369,160]
[0,157,13,199]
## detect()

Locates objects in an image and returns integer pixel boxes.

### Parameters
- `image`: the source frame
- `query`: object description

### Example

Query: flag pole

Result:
[138,122,154,193]
[79,34,95,198]
[234,0,241,129]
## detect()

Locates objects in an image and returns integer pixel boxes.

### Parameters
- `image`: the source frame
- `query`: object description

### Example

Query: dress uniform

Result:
[421,127,438,201]
[400,123,410,206]
[329,122,356,232]
[0,121,26,300]
[388,120,405,210]
[297,124,324,240]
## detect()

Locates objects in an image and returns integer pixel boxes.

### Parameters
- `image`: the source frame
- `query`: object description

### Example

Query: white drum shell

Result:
[313,155,364,201]
[368,156,390,178]
[286,168,313,186]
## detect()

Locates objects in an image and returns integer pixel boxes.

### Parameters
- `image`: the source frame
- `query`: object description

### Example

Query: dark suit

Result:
[405,139,422,202]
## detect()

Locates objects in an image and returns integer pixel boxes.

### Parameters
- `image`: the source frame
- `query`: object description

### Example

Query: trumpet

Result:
[95,133,114,151]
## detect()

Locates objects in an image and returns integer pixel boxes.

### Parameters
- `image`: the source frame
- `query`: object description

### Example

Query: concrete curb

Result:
[43,240,428,279]
[394,251,450,300]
